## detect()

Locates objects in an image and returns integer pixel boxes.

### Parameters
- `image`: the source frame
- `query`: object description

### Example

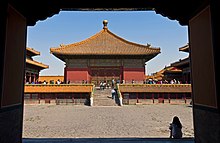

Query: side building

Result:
[146,43,190,84]
[50,20,161,86]
[171,44,190,83]
[25,47,49,84]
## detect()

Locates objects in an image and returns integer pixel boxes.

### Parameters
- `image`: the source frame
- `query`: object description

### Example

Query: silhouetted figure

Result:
[169,116,183,138]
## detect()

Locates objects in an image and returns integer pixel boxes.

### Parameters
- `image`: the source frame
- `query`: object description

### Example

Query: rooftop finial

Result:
[103,20,108,29]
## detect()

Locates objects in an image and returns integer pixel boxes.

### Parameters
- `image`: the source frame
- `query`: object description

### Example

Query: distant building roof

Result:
[26,47,49,70]
[171,57,190,68]
[163,67,182,74]
[26,58,49,69]
[171,43,190,69]
[146,66,182,80]
[50,20,160,61]
[26,47,40,56]
[179,43,189,53]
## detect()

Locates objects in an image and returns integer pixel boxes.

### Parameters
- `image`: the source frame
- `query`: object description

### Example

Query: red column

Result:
[152,93,154,103]
[33,74,36,83]
[168,93,170,103]
[64,67,67,83]
[28,73,31,83]
[120,66,123,81]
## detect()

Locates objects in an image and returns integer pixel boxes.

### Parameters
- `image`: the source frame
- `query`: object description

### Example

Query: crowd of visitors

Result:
[144,78,183,84]
[26,78,189,85]
[26,79,65,85]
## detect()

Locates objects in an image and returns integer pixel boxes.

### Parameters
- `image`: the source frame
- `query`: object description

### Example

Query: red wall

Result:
[123,68,145,81]
[65,67,89,83]
[65,67,145,83]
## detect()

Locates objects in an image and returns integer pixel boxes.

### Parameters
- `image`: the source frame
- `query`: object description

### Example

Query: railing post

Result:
[90,96,93,106]
[116,84,123,106]
[152,93,154,104]
[168,93,170,103]
[184,93,186,104]
[73,93,75,104]
[90,85,95,106]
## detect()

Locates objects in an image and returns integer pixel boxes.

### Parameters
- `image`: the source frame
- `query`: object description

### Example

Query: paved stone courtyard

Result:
[23,104,194,139]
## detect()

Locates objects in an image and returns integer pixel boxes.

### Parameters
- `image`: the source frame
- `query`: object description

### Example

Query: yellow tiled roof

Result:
[26,58,49,69]
[50,26,160,56]
[164,67,182,73]
[146,66,182,80]
[119,84,191,93]
[26,47,40,55]
[179,43,189,52]
[171,57,190,67]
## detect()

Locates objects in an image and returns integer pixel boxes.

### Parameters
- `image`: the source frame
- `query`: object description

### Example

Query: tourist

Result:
[132,79,134,84]
[111,78,115,88]
[103,81,106,89]
[111,88,116,99]
[170,79,174,84]
[57,79,61,85]
[107,83,110,88]
[122,79,125,84]
[169,116,183,139]
[148,79,153,84]
[100,81,103,90]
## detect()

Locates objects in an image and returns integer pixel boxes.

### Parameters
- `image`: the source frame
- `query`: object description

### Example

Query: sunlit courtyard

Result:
[23,104,194,138]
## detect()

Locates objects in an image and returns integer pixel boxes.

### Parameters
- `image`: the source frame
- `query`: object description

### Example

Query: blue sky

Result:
[27,11,189,76]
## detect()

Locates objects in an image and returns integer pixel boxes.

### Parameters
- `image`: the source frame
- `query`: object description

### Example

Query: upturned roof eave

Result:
[26,47,40,56]
[50,46,161,56]
[26,59,49,69]
[51,52,160,56]
[171,57,190,67]
[51,52,160,62]
[50,50,161,56]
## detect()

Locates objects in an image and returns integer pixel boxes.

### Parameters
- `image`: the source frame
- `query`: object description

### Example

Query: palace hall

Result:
[25,47,49,84]
[50,20,160,85]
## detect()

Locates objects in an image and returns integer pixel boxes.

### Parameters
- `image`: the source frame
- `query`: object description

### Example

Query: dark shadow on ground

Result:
[23,137,195,143]
[114,92,121,106]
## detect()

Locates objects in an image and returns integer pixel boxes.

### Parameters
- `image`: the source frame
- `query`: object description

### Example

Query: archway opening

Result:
[23,10,194,139]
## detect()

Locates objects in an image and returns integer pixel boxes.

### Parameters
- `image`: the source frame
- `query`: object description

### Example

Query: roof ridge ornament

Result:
[60,43,65,47]
[103,20,108,29]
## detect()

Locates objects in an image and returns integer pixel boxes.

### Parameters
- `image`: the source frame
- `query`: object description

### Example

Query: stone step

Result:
[93,88,119,106]
[93,97,118,106]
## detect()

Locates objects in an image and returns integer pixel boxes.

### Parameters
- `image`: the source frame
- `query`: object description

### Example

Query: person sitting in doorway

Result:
[169,116,183,139]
